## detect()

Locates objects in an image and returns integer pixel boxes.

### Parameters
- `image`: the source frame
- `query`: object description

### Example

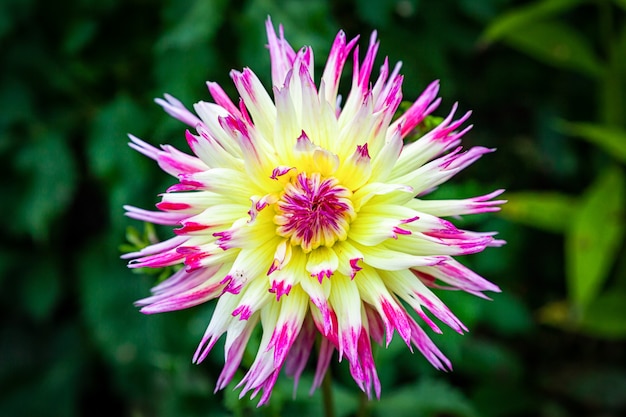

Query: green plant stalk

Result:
[356,390,370,417]
[599,0,624,126]
[322,371,336,417]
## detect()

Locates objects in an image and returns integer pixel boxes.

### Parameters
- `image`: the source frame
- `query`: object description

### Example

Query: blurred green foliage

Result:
[0,0,624,417]
[488,0,626,339]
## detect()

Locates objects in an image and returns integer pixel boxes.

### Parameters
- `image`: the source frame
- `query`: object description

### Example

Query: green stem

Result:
[322,371,336,417]
[598,0,624,126]
[598,0,613,57]
[356,390,370,417]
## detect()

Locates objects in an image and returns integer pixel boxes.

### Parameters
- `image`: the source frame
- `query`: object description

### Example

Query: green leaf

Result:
[566,166,625,309]
[0,0,34,40]
[62,19,97,55]
[20,257,61,322]
[0,324,83,417]
[493,20,603,77]
[459,338,524,381]
[156,0,228,51]
[471,382,535,417]
[497,191,578,233]
[88,94,148,180]
[355,0,398,27]
[481,291,534,336]
[153,41,218,106]
[537,299,576,330]
[613,0,626,11]
[579,292,626,338]
[88,94,158,233]
[482,0,583,43]
[542,367,626,410]
[557,121,626,164]
[438,290,485,330]
[14,130,78,241]
[78,237,168,397]
[373,378,478,417]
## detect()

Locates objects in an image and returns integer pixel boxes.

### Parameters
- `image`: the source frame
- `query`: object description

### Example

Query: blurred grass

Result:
[1,0,625,416]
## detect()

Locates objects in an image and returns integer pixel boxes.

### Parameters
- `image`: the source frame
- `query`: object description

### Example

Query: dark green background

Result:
[1,0,625,416]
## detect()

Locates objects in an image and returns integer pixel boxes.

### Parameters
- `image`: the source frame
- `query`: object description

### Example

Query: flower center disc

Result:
[274,172,355,252]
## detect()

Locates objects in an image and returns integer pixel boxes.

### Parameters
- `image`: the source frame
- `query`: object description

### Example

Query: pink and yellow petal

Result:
[354,266,411,346]
[328,273,363,363]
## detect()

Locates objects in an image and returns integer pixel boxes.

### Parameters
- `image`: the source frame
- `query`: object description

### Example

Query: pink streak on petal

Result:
[127,134,159,160]
[127,250,186,269]
[123,205,188,226]
[156,201,192,211]
[136,269,215,304]
[365,305,385,346]
[284,316,316,396]
[215,323,255,391]
[356,143,370,159]
[139,282,224,314]
[176,174,206,190]
[374,60,403,109]
[311,298,335,336]
[416,309,443,334]
[439,146,495,170]
[166,184,204,193]
[175,245,201,255]
[415,103,473,151]
[295,130,314,152]
[207,81,241,117]
[184,252,210,272]
[349,328,381,399]
[428,259,501,295]
[268,322,299,364]
[349,258,363,278]
[357,31,380,90]
[320,30,359,102]
[232,305,253,320]
[154,94,202,127]
[255,370,281,406]
[417,293,467,334]
[230,68,259,107]
[393,79,441,137]
[193,328,223,364]
[375,73,403,114]
[220,274,244,295]
[310,337,335,394]
[466,189,507,214]
[248,195,272,223]
[129,135,207,177]
[314,269,333,283]
[266,261,279,276]
[213,230,232,250]
[408,315,452,371]
[122,235,188,260]
[174,222,210,235]
[149,264,202,292]
[268,280,292,301]
[270,166,295,179]
[380,298,412,346]
[265,17,297,87]
[392,226,411,237]
[338,326,360,364]
[401,215,420,224]
[371,57,390,99]
[168,146,206,172]
[238,97,254,126]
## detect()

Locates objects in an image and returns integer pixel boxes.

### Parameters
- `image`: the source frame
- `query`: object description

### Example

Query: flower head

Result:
[124,18,505,405]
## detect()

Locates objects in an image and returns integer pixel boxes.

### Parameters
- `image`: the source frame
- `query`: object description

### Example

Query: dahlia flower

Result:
[123,18,504,405]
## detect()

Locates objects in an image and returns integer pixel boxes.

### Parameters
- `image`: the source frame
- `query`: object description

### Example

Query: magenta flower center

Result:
[274,172,355,252]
